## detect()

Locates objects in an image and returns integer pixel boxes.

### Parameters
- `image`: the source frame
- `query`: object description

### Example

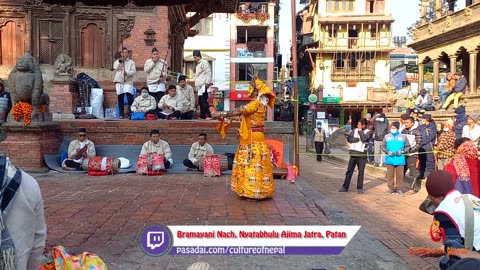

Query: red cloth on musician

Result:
[137,153,166,175]
[444,158,480,197]
[203,154,221,177]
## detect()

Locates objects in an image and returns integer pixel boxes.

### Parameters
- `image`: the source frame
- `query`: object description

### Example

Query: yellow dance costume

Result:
[230,79,276,199]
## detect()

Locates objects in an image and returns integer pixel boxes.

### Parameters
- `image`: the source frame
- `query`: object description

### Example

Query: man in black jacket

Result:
[372,113,389,166]
[401,116,423,194]
[418,114,437,180]
[0,79,12,124]
[339,118,372,194]
[454,105,467,139]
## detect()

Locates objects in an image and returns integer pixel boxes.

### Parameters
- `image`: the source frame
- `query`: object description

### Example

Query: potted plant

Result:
[256,13,270,24]
[237,13,256,24]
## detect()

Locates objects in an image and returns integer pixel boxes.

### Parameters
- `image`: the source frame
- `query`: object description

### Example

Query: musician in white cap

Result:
[144,47,168,105]
[113,47,136,118]
[193,50,213,119]
[62,128,96,170]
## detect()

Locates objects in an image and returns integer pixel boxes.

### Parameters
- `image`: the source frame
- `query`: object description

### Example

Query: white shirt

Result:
[139,140,172,160]
[144,58,168,91]
[194,59,212,93]
[131,95,157,112]
[176,85,196,112]
[158,94,184,114]
[462,124,480,143]
[188,142,214,165]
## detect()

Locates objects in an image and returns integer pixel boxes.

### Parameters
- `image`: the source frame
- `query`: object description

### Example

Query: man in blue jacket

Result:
[381,121,411,196]
[418,114,437,179]
[440,72,467,111]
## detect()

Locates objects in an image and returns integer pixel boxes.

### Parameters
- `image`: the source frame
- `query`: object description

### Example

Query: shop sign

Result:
[229,91,251,101]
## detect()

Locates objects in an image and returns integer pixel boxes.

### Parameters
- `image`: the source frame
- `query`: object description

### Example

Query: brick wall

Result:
[50,80,79,114]
[57,120,294,161]
[121,7,170,71]
[0,123,60,171]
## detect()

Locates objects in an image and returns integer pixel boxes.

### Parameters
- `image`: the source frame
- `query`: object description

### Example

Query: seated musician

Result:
[183,132,214,171]
[158,85,184,120]
[62,128,96,170]
[138,129,173,172]
[130,86,157,115]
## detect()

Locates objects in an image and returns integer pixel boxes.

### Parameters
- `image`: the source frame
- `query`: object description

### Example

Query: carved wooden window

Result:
[81,23,105,68]
[38,20,63,64]
[374,0,385,13]
[327,0,355,12]
[0,21,25,65]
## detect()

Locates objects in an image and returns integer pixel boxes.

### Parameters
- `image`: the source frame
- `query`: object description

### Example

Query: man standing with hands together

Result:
[193,50,213,119]
[113,47,136,119]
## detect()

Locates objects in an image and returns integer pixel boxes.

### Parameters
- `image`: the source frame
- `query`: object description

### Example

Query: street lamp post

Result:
[291,0,300,173]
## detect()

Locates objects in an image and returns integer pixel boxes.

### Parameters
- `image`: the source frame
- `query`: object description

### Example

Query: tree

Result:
[406,1,441,39]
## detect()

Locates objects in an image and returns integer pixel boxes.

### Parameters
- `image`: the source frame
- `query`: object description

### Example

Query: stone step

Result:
[387,93,480,122]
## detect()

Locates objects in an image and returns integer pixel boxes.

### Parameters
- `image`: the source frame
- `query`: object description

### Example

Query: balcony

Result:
[236,48,267,58]
[236,42,268,58]
[316,37,392,52]
[331,67,375,82]
[236,12,271,25]
[236,2,272,26]
[410,2,480,50]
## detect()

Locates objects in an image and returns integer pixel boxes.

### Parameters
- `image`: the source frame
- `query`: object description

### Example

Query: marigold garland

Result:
[12,101,33,126]
[39,262,56,270]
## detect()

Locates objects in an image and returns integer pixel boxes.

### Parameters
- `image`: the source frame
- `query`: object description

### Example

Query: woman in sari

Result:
[445,137,480,196]
[211,77,275,199]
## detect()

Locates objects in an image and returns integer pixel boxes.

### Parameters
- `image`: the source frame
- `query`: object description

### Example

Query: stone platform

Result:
[0,121,60,171]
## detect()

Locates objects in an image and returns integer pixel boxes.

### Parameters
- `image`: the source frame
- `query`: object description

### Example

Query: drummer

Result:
[62,127,96,170]
[183,132,214,171]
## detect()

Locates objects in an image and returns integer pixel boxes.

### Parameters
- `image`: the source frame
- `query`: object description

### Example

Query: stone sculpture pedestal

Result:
[0,121,60,172]
[50,77,78,119]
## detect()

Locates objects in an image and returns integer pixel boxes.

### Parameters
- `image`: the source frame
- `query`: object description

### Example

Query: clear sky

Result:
[391,0,420,38]
[278,0,423,66]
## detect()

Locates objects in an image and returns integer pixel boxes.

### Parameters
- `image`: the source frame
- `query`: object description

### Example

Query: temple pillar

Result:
[433,60,440,97]
[50,78,79,119]
[421,1,427,24]
[469,51,477,94]
[450,54,457,73]
[436,0,443,18]
[418,63,425,90]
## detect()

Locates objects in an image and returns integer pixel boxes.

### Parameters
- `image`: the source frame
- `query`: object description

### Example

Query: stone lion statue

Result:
[8,52,51,122]
[54,53,73,75]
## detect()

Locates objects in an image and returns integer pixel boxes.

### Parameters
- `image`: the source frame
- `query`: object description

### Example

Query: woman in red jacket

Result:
[445,137,480,196]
